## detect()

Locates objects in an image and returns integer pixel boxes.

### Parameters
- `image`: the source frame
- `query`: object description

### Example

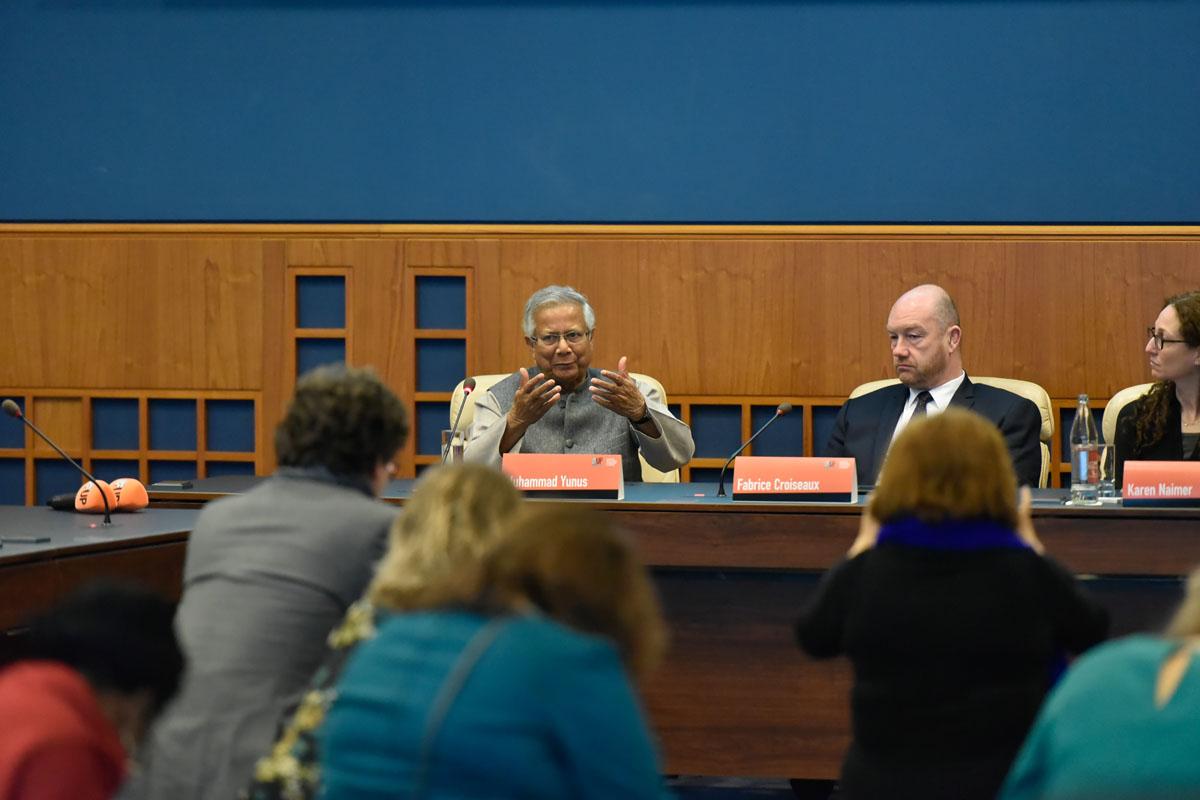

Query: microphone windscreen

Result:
[75,480,117,514]
[47,492,76,511]
[2,399,20,418]
[777,402,794,415]
[111,477,149,511]
[463,377,477,394]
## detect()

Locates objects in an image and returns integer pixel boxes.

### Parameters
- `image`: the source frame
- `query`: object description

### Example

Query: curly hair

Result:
[274,365,409,478]
[1134,292,1200,450]
[368,464,522,611]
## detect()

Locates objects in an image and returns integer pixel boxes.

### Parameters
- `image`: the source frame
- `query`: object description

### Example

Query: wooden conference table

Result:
[5,479,1198,779]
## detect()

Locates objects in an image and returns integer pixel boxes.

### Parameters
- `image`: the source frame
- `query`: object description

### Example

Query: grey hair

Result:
[522,285,596,337]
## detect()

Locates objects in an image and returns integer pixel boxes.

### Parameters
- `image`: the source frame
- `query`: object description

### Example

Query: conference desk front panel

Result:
[0,507,195,638]
[4,483,1192,779]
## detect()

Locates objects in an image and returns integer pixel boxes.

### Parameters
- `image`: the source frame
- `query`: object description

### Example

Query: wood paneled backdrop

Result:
[2,224,1198,491]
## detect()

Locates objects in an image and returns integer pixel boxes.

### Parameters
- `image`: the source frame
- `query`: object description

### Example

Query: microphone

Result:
[442,378,477,464]
[716,402,793,498]
[3,398,113,525]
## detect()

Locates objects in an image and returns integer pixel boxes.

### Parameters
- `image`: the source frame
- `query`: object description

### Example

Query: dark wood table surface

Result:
[7,481,1196,779]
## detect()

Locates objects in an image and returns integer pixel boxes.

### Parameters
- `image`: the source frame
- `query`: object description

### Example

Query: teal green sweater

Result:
[320,610,669,799]
[1002,635,1200,799]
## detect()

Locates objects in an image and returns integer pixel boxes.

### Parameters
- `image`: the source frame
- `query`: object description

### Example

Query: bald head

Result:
[886,284,963,389]
[890,284,960,331]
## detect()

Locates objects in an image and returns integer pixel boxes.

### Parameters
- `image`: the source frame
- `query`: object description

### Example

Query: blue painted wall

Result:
[2,1,1197,222]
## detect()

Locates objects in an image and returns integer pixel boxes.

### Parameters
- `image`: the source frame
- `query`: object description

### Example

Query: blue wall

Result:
[2,1,1198,223]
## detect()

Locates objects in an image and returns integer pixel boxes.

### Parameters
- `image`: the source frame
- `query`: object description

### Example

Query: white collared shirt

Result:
[889,370,967,444]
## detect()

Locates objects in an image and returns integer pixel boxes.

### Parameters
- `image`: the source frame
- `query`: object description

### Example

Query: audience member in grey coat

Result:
[126,365,408,800]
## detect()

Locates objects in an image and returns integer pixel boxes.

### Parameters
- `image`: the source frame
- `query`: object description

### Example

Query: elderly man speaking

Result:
[464,285,694,482]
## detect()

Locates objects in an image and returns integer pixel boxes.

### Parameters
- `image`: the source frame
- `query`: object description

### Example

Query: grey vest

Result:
[489,367,643,482]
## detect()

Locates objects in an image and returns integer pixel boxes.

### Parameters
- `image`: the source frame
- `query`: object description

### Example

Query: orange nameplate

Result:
[1123,461,1200,506]
[732,457,858,502]
[502,453,624,500]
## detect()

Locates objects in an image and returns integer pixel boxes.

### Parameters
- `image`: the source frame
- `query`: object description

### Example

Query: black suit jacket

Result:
[823,375,1044,488]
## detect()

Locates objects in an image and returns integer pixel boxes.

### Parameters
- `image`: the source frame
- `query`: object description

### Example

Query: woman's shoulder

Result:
[1065,634,1172,679]
[503,614,617,654]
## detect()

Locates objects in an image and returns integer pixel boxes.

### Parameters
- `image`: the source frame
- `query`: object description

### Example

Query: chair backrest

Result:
[450,372,680,483]
[846,375,1054,488]
[450,374,509,434]
[1102,382,1154,445]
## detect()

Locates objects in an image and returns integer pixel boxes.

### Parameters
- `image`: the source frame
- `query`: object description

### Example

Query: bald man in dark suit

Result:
[823,285,1042,488]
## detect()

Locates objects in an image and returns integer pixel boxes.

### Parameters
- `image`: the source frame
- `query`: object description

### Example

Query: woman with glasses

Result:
[1114,291,1200,483]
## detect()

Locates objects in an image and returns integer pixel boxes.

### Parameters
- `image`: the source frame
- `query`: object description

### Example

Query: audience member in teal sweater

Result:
[322,611,667,799]
[320,504,671,800]
[1002,570,1200,800]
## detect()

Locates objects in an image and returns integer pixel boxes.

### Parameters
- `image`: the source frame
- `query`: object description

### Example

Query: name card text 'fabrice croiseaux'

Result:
[732,457,857,502]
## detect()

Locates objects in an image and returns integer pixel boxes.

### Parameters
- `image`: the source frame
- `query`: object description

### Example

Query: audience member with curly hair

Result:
[129,365,409,800]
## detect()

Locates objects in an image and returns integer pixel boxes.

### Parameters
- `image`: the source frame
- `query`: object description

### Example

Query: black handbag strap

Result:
[411,616,512,799]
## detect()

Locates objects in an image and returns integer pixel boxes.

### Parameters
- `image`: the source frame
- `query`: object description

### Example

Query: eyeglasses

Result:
[528,330,591,348]
[1147,327,1188,350]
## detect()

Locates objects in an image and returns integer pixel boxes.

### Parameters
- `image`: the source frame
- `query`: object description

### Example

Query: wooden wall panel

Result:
[29,398,83,454]
[0,236,262,390]
[283,239,406,383]
[469,236,1200,398]
[2,225,1198,484]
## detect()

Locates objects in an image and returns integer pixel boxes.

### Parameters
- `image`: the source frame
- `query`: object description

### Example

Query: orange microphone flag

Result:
[74,480,118,514]
[111,477,149,511]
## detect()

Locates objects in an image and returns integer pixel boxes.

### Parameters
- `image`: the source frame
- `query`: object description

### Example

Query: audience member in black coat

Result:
[798,408,1109,800]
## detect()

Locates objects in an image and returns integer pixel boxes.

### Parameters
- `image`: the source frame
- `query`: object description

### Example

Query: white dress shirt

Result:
[889,370,967,444]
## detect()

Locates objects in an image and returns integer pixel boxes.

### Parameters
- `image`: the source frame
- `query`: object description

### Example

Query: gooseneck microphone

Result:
[442,378,477,464]
[716,402,793,498]
[3,398,113,525]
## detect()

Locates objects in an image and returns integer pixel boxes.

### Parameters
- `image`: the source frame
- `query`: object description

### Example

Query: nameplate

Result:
[732,457,857,502]
[1123,461,1200,507]
[502,453,624,500]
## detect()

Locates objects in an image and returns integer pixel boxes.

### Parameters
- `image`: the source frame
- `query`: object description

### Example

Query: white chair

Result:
[847,376,1054,488]
[450,372,680,483]
[1102,383,1154,445]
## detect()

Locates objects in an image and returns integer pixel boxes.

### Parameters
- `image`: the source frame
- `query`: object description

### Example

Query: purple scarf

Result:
[876,516,1030,551]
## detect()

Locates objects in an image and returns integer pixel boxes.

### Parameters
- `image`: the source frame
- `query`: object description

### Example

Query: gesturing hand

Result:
[507,368,561,431]
[589,356,648,421]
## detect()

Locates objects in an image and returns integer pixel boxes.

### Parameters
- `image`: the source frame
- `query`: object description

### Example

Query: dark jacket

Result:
[823,376,1044,488]
[796,523,1109,800]
[1114,390,1200,484]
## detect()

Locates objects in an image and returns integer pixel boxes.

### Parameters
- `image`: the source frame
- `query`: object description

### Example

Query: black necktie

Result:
[912,390,934,418]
